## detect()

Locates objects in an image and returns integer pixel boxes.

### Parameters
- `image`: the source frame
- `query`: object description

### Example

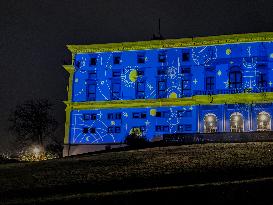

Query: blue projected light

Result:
[69,41,273,144]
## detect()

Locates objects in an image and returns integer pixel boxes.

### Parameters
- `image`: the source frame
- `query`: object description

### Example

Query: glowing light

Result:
[169,92,177,98]
[226,48,232,55]
[207,116,213,122]
[234,116,239,121]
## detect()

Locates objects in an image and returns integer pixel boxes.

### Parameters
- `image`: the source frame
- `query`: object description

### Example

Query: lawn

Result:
[1,142,273,204]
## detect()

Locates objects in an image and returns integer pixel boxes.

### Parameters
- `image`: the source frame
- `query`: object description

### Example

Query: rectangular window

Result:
[86,81,96,101]
[155,125,169,132]
[133,112,146,119]
[111,81,121,100]
[136,81,145,99]
[115,113,122,120]
[185,124,192,131]
[83,114,90,120]
[158,52,166,63]
[182,52,190,61]
[88,71,97,79]
[137,70,145,76]
[177,125,183,132]
[137,53,145,64]
[82,127,89,134]
[181,67,191,74]
[182,80,191,93]
[257,73,267,88]
[90,57,97,66]
[75,60,81,68]
[107,113,114,120]
[157,80,167,98]
[156,111,169,118]
[177,110,192,117]
[229,71,242,89]
[112,70,121,77]
[115,126,121,133]
[113,56,121,64]
[108,126,114,133]
[90,127,96,133]
[90,114,97,120]
[157,67,167,75]
[206,76,215,90]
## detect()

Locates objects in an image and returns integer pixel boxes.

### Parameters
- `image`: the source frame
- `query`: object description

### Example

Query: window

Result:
[107,113,122,120]
[112,70,121,77]
[90,57,97,66]
[177,124,192,132]
[137,53,145,64]
[115,113,122,120]
[158,52,166,63]
[229,70,242,89]
[230,112,244,132]
[204,114,217,133]
[90,127,96,133]
[155,125,169,132]
[206,76,215,90]
[157,80,167,98]
[86,81,96,101]
[115,126,121,133]
[108,113,113,120]
[82,127,89,134]
[157,67,167,75]
[182,52,190,61]
[136,81,145,99]
[156,111,169,118]
[75,60,81,68]
[177,110,192,117]
[181,67,191,74]
[83,114,90,120]
[108,126,121,133]
[88,71,97,79]
[108,126,114,133]
[182,79,191,94]
[132,112,146,119]
[257,112,271,131]
[111,81,121,100]
[91,114,96,120]
[257,73,267,88]
[137,70,145,76]
[113,56,121,64]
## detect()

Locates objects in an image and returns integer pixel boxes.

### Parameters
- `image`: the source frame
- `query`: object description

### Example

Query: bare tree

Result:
[9,99,58,148]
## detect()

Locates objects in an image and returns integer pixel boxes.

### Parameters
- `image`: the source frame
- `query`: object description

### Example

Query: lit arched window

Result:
[257,112,271,131]
[230,112,244,132]
[204,113,217,133]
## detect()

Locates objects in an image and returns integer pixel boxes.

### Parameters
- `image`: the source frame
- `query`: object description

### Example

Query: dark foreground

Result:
[1,142,273,204]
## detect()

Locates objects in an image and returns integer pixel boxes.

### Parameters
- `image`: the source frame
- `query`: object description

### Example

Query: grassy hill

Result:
[1,142,273,204]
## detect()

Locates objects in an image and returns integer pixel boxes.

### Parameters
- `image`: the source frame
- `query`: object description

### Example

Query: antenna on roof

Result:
[152,18,164,40]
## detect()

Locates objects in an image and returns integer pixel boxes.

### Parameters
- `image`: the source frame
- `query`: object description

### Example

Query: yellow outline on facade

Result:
[67,32,273,53]
[64,92,273,110]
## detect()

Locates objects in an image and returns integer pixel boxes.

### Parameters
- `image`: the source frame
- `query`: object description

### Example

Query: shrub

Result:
[124,133,149,147]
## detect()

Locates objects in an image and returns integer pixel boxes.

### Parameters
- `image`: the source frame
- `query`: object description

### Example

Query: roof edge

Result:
[67,32,273,53]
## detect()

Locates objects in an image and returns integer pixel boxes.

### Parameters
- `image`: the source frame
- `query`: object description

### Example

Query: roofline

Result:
[66,32,273,54]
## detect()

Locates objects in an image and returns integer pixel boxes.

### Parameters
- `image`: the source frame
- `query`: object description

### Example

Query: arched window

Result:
[230,112,244,132]
[229,67,242,89]
[204,113,217,133]
[257,112,271,131]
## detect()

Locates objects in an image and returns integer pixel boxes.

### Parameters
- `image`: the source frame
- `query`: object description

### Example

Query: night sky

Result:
[0,0,273,151]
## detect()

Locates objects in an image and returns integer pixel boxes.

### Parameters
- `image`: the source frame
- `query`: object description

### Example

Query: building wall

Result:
[72,42,273,102]
[67,41,273,146]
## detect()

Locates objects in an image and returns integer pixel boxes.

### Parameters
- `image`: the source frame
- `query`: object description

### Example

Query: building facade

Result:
[63,32,273,156]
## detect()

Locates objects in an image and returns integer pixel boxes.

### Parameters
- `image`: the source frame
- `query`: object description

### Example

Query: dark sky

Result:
[0,0,273,151]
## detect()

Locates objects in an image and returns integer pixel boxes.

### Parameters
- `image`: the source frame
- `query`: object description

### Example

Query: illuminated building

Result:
[63,32,273,156]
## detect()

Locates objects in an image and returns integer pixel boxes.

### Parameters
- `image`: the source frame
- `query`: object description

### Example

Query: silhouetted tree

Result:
[9,99,58,148]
